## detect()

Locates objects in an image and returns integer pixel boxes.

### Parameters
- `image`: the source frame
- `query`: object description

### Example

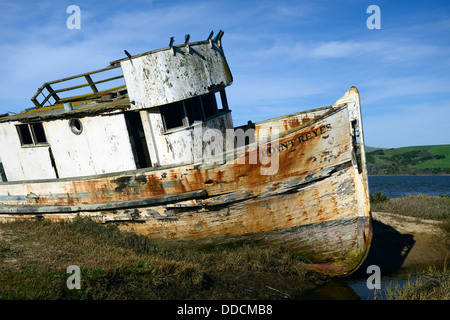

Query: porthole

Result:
[69,119,83,135]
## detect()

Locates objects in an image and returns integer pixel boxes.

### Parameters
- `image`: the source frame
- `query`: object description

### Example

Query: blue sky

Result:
[0,0,449,148]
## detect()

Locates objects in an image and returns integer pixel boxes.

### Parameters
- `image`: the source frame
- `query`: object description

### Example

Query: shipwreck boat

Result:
[0,31,372,275]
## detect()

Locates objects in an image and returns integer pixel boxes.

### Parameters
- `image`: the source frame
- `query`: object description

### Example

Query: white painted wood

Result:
[0,122,57,181]
[44,114,137,178]
[145,110,233,166]
[121,41,233,109]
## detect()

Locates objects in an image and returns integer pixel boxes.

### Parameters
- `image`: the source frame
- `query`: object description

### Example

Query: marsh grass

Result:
[0,218,318,300]
[381,265,450,300]
[371,193,450,223]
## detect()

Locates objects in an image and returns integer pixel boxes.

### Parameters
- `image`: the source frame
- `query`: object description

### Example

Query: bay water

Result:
[368,175,450,198]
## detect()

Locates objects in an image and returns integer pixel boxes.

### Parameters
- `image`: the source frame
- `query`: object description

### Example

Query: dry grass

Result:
[371,194,450,226]
[0,218,318,300]
[371,194,450,236]
[381,265,450,300]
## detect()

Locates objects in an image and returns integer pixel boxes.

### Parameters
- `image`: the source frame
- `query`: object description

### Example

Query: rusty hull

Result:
[0,87,372,276]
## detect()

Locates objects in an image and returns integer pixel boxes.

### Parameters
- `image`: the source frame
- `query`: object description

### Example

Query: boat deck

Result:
[0,88,130,123]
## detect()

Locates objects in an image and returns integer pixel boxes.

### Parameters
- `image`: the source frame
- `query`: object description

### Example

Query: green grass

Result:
[412,145,450,169]
[365,144,450,175]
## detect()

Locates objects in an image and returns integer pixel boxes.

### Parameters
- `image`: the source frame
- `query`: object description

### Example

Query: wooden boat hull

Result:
[0,87,372,276]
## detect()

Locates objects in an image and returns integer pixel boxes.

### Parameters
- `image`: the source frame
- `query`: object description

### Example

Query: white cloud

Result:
[248,38,441,64]
[362,76,450,105]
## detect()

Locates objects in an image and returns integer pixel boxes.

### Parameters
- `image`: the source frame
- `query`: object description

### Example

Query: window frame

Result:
[16,122,49,147]
[69,119,83,135]
[160,100,187,132]
[216,89,229,113]
[160,89,230,134]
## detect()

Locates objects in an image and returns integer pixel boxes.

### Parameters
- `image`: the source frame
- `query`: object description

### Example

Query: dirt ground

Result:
[359,212,450,274]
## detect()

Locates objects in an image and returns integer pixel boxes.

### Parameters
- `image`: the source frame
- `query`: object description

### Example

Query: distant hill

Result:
[364,145,450,175]
[364,146,388,153]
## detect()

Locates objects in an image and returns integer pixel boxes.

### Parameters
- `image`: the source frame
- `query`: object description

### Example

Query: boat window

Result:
[216,89,229,113]
[160,91,229,133]
[161,101,185,131]
[201,93,218,119]
[31,123,47,143]
[16,123,48,146]
[69,119,83,135]
[184,97,203,125]
[16,124,33,145]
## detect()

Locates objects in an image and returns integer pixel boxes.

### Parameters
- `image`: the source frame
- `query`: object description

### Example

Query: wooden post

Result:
[45,84,60,105]
[85,74,98,93]
[169,37,175,56]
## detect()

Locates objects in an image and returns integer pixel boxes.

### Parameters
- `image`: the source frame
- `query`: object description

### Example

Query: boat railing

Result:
[31,65,125,108]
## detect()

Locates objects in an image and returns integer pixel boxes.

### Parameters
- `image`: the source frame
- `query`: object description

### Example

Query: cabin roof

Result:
[0,93,130,123]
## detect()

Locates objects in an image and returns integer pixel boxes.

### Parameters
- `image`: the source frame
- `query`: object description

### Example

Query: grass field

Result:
[365,144,450,175]
[370,193,450,222]
[412,145,450,169]
[0,218,318,300]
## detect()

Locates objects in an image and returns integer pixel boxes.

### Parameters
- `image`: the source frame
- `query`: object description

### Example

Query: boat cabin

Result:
[0,32,234,182]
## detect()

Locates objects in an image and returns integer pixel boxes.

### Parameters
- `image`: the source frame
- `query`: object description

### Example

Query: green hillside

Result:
[364,144,450,175]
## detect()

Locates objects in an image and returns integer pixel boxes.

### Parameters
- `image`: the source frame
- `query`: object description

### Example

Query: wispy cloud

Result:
[247,38,442,63]
[363,76,450,105]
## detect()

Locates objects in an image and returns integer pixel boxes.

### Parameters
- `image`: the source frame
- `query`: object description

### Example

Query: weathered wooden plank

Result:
[0,189,207,214]
[120,40,233,109]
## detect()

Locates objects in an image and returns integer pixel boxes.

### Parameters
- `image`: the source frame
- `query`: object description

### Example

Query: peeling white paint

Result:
[121,41,233,109]
[0,122,57,181]
[0,113,137,181]
[45,114,136,178]
[144,110,233,166]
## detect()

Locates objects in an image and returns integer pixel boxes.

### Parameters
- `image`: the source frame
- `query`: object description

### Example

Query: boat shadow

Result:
[355,218,415,276]
[290,219,416,300]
